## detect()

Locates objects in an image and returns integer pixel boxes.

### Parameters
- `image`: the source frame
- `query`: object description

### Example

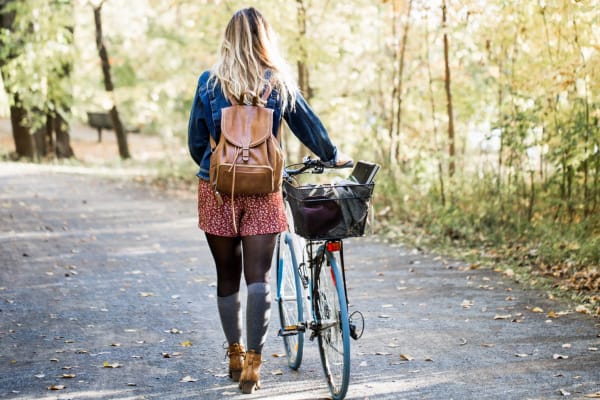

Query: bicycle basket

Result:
[284,180,375,240]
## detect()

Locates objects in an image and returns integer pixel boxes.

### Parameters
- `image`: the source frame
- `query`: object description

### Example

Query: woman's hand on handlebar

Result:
[334,152,353,168]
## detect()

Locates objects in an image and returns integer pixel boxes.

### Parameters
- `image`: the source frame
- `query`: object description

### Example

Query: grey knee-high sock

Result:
[246,282,271,354]
[217,292,242,345]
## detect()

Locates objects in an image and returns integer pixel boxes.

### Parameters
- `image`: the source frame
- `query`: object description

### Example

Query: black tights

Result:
[205,233,277,297]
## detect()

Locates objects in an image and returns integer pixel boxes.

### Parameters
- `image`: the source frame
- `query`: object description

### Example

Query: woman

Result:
[187,7,350,394]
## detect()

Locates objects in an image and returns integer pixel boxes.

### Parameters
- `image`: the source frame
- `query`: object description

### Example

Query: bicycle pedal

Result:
[278,325,305,337]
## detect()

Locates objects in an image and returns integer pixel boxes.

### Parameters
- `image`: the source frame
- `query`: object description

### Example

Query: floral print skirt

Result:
[197,179,287,237]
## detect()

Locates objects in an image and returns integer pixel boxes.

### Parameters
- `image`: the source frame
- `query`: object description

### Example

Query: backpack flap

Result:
[221,105,273,148]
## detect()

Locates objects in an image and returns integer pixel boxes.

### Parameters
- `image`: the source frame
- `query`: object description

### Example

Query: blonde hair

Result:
[211,7,297,111]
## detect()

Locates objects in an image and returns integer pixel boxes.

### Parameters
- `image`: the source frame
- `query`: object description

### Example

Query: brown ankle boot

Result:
[239,350,261,394]
[227,343,245,381]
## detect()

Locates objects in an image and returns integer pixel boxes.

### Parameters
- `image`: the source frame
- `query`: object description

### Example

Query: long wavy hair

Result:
[211,7,297,111]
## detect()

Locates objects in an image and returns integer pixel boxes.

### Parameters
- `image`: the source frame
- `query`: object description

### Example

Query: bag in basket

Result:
[296,196,343,237]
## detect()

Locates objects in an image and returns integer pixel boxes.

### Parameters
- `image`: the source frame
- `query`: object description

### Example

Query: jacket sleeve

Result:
[283,92,338,164]
[187,78,210,167]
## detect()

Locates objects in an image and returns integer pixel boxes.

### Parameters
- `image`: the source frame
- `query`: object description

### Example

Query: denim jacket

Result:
[187,70,339,180]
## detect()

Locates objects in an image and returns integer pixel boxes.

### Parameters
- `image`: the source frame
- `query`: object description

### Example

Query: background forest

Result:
[0,0,598,312]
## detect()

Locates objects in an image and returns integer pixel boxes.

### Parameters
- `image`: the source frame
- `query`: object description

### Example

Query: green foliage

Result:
[0,0,74,127]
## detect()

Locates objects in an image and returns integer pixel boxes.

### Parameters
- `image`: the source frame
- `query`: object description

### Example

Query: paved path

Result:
[0,163,598,400]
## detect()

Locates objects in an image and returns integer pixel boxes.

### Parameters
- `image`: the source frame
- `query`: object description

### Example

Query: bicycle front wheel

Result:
[314,247,351,399]
[276,232,304,370]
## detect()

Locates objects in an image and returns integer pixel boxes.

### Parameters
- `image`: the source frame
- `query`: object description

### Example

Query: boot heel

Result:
[240,381,257,394]
[230,369,242,382]
[239,350,261,394]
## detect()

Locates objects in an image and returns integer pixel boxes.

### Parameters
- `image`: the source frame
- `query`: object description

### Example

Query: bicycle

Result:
[274,157,376,400]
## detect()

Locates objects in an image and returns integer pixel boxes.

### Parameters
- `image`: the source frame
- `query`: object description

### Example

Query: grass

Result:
[374,170,600,317]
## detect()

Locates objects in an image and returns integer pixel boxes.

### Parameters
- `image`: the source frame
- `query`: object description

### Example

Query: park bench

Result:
[86,111,138,142]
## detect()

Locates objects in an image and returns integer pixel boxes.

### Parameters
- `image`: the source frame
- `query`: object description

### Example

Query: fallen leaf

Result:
[553,354,569,360]
[424,357,433,362]
[515,353,528,358]
[559,389,571,396]
[547,310,559,319]
[271,353,286,358]
[562,343,571,349]
[127,383,137,386]
[584,392,600,398]
[531,307,544,313]
[576,305,590,314]
[494,314,512,320]
[400,354,414,361]
[167,328,182,334]
[375,351,391,356]
[180,340,193,347]
[103,361,122,368]
[179,375,197,382]
[271,370,283,375]
[589,347,598,352]
[48,385,66,390]
[378,314,391,319]
[62,374,76,379]
[461,300,474,309]
[139,292,154,297]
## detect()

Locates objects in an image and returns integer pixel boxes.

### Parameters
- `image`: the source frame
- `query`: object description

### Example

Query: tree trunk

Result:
[289,0,311,163]
[389,0,413,166]
[424,6,445,206]
[295,0,312,101]
[52,112,74,158]
[93,2,130,159]
[442,0,456,177]
[572,20,591,217]
[1,0,34,159]
[9,102,35,159]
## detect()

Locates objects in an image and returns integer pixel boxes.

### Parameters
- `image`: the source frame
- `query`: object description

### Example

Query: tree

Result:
[0,0,75,160]
[92,1,130,159]
[441,0,455,177]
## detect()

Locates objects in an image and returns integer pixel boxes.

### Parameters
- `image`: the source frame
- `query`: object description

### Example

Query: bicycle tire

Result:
[314,247,351,399]
[276,232,304,370]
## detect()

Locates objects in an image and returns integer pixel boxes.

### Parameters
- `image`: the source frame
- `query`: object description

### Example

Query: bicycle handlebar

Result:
[284,156,354,177]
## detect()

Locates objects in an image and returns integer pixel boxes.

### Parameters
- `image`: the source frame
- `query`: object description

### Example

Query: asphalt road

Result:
[0,163,598,400]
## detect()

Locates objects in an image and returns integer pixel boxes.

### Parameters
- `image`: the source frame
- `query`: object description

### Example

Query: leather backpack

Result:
[209,84,283,197]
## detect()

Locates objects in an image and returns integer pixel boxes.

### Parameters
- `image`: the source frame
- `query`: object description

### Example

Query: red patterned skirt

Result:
[197,179,287,237]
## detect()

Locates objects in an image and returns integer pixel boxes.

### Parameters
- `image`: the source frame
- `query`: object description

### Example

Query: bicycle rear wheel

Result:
[314,246,351,399]
[276,232,304,370]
